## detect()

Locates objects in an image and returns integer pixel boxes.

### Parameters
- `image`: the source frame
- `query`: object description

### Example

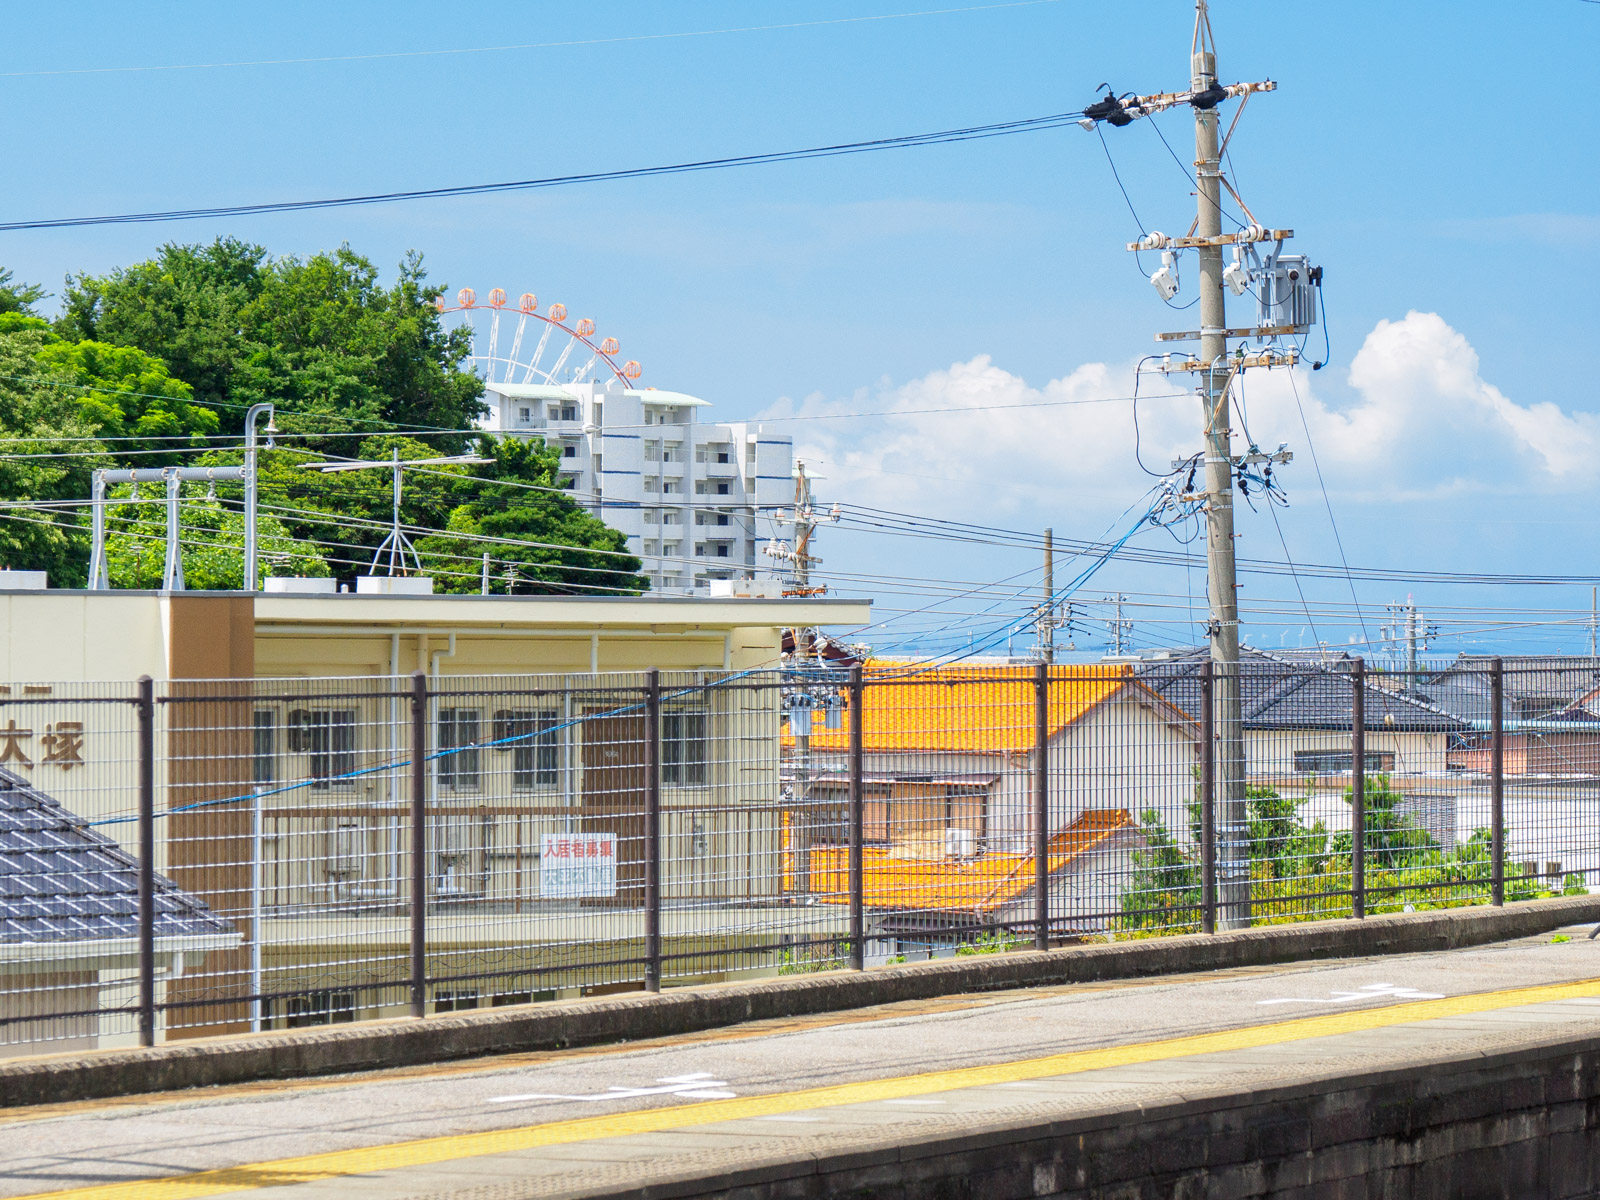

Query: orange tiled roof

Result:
[799,809,1135,914]
[789,662,1136,754]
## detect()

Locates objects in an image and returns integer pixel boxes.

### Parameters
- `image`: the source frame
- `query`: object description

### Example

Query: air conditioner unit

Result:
[945,828,975,859]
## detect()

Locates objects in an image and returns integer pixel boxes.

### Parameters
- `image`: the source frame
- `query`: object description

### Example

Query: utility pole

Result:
[1104,593,1133,656]
[1188,5,1250,933]
[1080,1,1313,930]
[1040,527,1055,663]
[1406,595,1419,675]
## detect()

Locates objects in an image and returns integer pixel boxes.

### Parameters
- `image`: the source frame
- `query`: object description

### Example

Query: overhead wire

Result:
[0,111,1090,233]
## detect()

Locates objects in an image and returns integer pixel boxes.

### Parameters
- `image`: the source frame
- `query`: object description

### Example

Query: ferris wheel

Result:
[436,287,642,391]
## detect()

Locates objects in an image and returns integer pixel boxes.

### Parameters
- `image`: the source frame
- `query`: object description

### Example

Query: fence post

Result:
[644,668,662,991]
[1351,658,1366,920]
[409,671,428,1018]
[848,666,865,971]
[1199,661,1216,935]
[1034,661,1049,952]
[136,676,156,1048]
[1490,657,1505,907]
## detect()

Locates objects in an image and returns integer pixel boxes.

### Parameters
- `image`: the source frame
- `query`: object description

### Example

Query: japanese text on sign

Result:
[540,833,617,899]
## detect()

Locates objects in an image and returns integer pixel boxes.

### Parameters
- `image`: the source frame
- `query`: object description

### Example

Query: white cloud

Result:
[766,312,1600,521]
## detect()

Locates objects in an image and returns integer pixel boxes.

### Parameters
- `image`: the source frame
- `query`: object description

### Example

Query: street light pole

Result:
[243,404,276,592]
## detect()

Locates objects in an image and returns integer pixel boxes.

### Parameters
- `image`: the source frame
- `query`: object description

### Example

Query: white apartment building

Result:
[480,377,795,594]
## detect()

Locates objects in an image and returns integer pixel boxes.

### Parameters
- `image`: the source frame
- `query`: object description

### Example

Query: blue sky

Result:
[3,1,1597,658]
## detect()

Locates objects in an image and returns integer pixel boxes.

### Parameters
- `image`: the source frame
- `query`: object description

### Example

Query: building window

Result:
[663,480,681,495]
[661,512,680,525]
[644,510,659,526]
[253,710,275,785]
[1292,750,1396,773]
[560,404,577,421]
[289,710,357,789]
[662,710,708,785]
[518,406,531,421]
[716,482,730,495]
[645,478,659,493]
[715,449,731,464]
[438,708,482,790]
[283,990,356,1028]
[494,709,559,789]
[645,441,660,462]
[714,544,730,557]
[562,444,577,458]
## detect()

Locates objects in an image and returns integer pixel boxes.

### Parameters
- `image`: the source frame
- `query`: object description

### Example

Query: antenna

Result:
[301,450,492,576]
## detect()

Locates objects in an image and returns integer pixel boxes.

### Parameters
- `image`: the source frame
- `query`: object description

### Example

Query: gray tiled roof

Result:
[0,767,232,944]
[1137,648,1466,732]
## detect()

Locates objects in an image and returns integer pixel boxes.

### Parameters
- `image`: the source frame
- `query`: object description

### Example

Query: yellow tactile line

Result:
[19,976,1600,1200]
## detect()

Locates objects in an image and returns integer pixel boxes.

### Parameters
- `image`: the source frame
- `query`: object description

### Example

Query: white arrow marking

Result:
[488,1071,737,1105]
[1256,982,1445,1006]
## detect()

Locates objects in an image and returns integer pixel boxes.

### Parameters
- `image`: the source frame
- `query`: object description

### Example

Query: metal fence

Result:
[2,656,1597,1058]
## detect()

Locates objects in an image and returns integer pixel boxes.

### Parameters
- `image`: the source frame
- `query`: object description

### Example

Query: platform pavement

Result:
[5,923,1600,1198]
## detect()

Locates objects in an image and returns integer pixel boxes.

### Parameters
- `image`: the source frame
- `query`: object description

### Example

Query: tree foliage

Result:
[194,434,645,594]
[0,245,642,592]
[58,238,484,450]
[1118,775,1560,935]
[0,317,106,585]
[102,489,323,590]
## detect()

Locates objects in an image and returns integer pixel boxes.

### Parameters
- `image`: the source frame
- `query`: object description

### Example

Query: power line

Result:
[0,111,1087,233]
[0,3,1065,79]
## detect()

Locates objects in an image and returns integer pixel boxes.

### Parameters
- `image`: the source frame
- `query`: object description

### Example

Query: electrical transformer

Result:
[1257,255,1320,330]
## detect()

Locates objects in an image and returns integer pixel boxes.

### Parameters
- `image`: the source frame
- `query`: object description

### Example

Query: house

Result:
[1136,647,1469,848]
[1137,647,1466,778]
[784,662,1198,939]
[0,767,235,1057]
[1407,655,1600,777]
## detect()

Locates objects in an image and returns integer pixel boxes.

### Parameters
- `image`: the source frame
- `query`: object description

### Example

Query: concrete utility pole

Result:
[1190,2,1250,930]
[1084,1,1308,932]
[1105,593,1133,656]
[1040,527,1055,663]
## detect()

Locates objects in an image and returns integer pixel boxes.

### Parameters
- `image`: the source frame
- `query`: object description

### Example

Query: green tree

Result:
[59,239,484,449]
[0,268,46,317]
[0,317,106,585]
[36,337,219,467]
[414,437,647,595]
[102,488,324,589]
[198,434,645,594]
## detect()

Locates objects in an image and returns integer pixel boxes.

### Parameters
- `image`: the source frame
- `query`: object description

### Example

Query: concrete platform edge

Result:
[526,1023,1600,1200]
[3,894,1596,1109]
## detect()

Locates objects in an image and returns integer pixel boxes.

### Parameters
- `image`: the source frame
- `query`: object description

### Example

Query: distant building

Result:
[787,662,1198,939]
[480,378,794,595]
